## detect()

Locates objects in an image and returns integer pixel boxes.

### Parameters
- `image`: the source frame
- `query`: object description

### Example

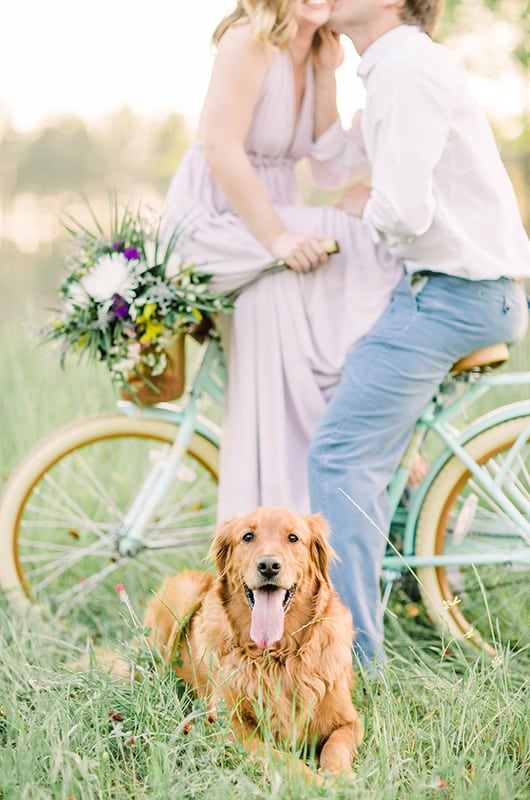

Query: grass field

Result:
[0,317,529,799]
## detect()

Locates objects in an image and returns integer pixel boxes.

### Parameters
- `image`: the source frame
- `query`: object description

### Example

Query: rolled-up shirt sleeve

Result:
[362,64,454,246]
[309,111,370,189]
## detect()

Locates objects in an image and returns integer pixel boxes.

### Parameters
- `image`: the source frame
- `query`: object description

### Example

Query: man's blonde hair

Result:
[399,0,444,36]
[212,0,297,50]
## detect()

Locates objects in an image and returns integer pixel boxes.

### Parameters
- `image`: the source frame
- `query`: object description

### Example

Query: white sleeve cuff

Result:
[311,118,344,161]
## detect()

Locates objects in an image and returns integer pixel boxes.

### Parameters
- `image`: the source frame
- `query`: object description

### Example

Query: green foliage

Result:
[0,587,528,798]
[151,113,192,189]
[40,198,232,395]
[440,0,530,71]
[0,107,192,200]
[16,118,106,194]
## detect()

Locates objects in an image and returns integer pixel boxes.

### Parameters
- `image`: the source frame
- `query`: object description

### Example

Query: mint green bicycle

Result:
[1,305,529,655]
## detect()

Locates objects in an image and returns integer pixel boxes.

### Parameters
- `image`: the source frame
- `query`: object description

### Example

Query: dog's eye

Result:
[242,531,255,542]
[288,533,299,543]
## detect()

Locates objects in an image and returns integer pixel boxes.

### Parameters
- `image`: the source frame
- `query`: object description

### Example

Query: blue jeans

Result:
[308,273,528,670]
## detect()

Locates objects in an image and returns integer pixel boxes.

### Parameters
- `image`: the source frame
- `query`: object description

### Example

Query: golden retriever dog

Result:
[143,506,363,779]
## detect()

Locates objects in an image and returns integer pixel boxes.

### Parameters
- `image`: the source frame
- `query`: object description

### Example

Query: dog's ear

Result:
[305,512,335,584]
[209,515,239,576]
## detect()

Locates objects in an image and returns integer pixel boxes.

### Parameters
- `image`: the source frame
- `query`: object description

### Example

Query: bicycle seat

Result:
[450,343,509,373]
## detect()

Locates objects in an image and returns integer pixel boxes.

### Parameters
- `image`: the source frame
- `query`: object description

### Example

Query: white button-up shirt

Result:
[311,25,530,279]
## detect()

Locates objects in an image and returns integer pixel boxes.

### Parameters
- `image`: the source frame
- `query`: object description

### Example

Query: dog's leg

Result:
[143,571,212,669]
[318,719,363,776]
[230,718,323,786]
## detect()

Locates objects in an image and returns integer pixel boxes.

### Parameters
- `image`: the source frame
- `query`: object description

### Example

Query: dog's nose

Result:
[256,555,282,580]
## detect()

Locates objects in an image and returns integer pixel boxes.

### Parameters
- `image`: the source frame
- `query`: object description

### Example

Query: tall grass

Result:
[0,601,528,799]
[1,318,529,799]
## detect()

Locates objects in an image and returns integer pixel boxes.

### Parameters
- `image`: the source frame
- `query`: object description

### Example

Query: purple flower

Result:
[111,293,130,320]
[123,246,141,261]
[112,241,125,251]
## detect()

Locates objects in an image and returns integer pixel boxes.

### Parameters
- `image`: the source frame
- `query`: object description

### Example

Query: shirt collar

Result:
[357,24,421,80]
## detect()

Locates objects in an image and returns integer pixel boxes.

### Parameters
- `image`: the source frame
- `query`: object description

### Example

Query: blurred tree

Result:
[441,0,529,70]
[439,0,529,225]
[0,0,527,228]
[15,117,107,194]
[0,125,24,201]
[151,113,191,191]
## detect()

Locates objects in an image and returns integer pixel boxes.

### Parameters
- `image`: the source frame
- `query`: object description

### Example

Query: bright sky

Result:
[0,0,364,132]
[0,1,525,135]
[0,0,229,130]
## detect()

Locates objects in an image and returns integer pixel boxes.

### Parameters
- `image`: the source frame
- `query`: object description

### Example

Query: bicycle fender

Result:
[117,401,221,448]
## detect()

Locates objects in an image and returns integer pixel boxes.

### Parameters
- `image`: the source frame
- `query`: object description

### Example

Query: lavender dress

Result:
[162,49,402,520]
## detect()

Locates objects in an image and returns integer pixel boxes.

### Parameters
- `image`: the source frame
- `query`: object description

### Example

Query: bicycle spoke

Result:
[416,415,530,656]
[8,423,218,630]
[54,559,125,608]
[26,479,119,539]
[23,538,115,589]
[62,452,127,521]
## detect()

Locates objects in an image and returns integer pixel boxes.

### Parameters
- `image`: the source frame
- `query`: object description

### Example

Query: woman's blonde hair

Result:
[212,0,297,50]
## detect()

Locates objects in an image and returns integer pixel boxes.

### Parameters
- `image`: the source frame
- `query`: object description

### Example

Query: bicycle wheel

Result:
[0,414,218,630]
[415,415,530,656]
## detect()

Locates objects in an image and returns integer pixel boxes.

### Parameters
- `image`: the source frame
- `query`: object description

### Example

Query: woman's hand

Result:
[313,27,344,73]
[270,231,330,272]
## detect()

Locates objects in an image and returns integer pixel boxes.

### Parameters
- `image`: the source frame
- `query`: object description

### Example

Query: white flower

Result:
[112,358,136,374]
[145,351,167,376]
[65,282,91,311]
[81,253,136,303]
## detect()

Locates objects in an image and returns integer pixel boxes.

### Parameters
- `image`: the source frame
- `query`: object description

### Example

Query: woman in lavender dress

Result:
[162,0,402,519]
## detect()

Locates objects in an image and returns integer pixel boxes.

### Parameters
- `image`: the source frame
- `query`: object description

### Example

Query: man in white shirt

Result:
[307,0,530,671]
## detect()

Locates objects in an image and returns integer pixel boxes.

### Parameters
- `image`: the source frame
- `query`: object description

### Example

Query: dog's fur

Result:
[144,507,363,777]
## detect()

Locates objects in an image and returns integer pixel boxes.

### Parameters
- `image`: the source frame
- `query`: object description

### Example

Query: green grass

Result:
[1,324,529,799]
[0,600,528,799]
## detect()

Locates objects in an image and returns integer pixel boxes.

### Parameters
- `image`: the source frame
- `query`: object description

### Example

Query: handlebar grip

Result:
[322,239,340,255]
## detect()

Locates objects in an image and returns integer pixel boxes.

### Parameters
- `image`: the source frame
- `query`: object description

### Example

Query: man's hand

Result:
[335,183,371,217]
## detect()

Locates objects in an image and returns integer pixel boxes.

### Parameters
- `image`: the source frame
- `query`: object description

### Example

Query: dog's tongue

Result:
[250,588,285,649]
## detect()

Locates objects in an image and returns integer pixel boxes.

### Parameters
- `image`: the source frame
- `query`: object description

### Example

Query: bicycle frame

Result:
[116,335,225,556]
[383,371,530,574]
[114,333,530,576]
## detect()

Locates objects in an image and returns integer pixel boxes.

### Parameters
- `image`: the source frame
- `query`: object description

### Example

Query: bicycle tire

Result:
[415,415,530,656]
[0,414,219,630]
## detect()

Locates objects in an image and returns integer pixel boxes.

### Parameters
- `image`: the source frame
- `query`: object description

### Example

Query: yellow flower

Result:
[137,302,157,323]
[137,303,162,343]
[77,334,88,348]
[139,319,163,343]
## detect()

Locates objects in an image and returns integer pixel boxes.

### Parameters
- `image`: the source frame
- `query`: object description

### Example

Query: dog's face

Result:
[210,507,334,649]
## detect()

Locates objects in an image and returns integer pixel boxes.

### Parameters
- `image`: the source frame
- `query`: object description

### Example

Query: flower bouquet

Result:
[42,200,233,404]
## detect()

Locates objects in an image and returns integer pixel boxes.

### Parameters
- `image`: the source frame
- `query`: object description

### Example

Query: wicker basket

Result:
[120,334,186,405]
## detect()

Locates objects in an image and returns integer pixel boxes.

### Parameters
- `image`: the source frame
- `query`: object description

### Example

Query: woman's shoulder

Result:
[215,21,276,68]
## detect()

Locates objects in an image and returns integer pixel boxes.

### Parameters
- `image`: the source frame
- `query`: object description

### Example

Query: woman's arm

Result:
[311,31,370,189]
[199,25,328,272]
[312,28,342,140]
